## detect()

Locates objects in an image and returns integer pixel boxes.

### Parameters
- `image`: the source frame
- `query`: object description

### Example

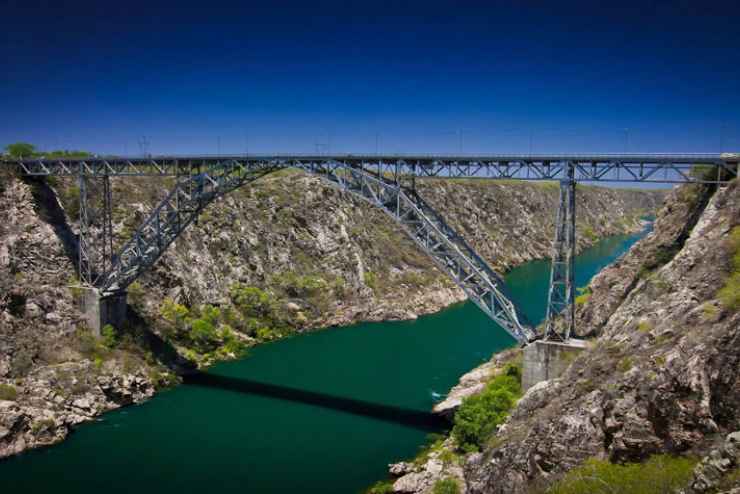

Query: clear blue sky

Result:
[2,0,739,155]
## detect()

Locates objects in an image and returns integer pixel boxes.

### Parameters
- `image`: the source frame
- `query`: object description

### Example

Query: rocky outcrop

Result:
[681,431,740,494]
[390,180,739,493]
[432,349,519,418]
[390,438,466,493]
[0,360,154,458]
[0,170,662,458]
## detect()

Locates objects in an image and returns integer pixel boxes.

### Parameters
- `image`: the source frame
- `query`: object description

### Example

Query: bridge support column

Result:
[78,288,127,336]
[78,171,114,287]
[544,163,577,341]
[522,339,586,390]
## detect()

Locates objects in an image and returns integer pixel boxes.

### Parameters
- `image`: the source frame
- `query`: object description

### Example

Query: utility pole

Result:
[529,129,534,156]
[623,128,630,153]
[137,136,150,157]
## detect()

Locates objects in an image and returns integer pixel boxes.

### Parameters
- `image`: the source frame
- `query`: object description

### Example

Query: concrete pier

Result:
[522,339,587,391]
[79,288,127,336]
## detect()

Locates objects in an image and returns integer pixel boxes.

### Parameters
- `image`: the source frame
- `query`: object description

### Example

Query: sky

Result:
[2,0,739,156]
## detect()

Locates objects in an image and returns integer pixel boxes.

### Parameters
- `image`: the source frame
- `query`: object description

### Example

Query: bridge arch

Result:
[93,159,535,343]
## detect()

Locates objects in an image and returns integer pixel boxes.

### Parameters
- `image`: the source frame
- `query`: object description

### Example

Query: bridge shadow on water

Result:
[183,372,449,433]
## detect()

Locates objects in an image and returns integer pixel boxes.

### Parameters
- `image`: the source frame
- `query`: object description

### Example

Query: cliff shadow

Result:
[184,372,448,432]
[22,176,81,275]
[123,309,198,374]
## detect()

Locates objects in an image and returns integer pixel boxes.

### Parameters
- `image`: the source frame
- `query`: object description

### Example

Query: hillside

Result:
[387,179,739,493]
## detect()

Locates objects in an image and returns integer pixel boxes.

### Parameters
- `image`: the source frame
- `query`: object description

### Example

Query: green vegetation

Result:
[159,298,250,362]
[101,324,117,349]
[717,466,740,492]
[57,183,81,219]
[452,363,521,452]
[364,271,379,292]
[638,244,681,279]
[410,433,446,467]
[545,455,696,494]
[158,281,318,365]
[0,384,17,401]
[438,448,462,466]
[718,226,740,311]
[76,326,115,364]
[3,142,91,159]
[575,286,592,306]
[616,356,634,372]
[637,320,653,333]
[127,281,146,307]
[30,418,56,434]
[4,142,36,158]
[432,477,461,494]
[700,303,719,322]
[365,480,394,494]
[581,225,598,242]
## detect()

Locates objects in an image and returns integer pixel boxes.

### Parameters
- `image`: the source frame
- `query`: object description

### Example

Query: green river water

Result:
[2,228,649,493]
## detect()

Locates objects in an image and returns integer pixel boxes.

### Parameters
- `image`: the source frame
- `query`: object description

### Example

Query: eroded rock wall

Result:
[400,180,738,494]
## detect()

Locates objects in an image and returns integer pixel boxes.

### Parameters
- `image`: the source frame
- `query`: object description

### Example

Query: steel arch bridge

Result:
[3,153,738,345]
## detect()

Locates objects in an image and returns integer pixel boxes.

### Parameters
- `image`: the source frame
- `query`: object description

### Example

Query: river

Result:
[1,227,649,493]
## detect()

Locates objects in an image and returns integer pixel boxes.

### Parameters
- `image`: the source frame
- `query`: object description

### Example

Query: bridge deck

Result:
[3,153,737,183]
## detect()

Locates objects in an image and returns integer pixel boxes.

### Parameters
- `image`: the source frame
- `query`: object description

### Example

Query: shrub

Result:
[229,284,273,318]
[4,142,36,158]
[160,298,190,332]
[637,320,652,333]
[700,303,719,322]
[190,318,218,349]
[0,384,17,401]
[639,244,681,278]
[718,226,740,311]
[101,324,117,349]
[548,455,696,494]
[432,478,460,494]
[438,448,461,466]
[58,184,81,219]
[128,281,145,307]
[411,433,446,466]
[575,287,591,306]
[617,356,634,373]
[365,480,394,494]
[582,226,598,242]
[719,272,740,311]
[452,364,521,452]
[364,271,379,292]
[30,418,56,434]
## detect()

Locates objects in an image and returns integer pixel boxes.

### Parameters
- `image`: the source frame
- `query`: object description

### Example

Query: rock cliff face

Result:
[0,169,662,458]
[390,180,739,493]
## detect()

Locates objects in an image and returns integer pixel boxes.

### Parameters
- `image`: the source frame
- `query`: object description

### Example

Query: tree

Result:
[4,142,36,158]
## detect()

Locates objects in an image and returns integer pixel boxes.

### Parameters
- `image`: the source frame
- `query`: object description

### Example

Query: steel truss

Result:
[295,160,535,343]
[5,154,737,184]
[544,167,577,341]
[77,172,114,286]
[93,159,276,294]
